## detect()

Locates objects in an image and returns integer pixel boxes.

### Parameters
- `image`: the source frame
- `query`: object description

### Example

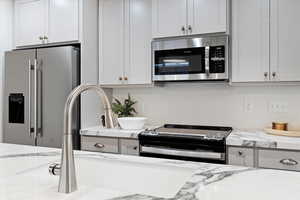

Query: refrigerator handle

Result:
[28,60,33,137]
[34,59,38,141]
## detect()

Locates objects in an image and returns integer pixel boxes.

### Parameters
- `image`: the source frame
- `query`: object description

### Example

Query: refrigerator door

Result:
[3,49,36,145]
[36,46,80,148]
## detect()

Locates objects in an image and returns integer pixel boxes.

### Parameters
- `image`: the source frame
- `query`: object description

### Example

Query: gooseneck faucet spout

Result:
[53,84,116,193]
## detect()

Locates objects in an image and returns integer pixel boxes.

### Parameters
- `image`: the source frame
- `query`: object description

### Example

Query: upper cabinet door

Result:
[188,0,227,35]
[125,0,152,85]
[270,0,300,82]
[47,0,79,44]
[232,0,270,82]
[152,0,187,38]
[99,0,124,85]
[15,0,47,47]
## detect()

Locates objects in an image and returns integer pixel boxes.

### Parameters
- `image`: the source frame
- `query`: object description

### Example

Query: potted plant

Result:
[112,94,147,130]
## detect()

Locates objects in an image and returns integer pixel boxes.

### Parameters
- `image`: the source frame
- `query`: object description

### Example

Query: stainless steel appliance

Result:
[152,35,229,82]
[3,46,80,149]
[139,124,232,164]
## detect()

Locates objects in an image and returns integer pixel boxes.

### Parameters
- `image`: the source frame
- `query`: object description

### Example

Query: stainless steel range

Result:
[139,124,232,164]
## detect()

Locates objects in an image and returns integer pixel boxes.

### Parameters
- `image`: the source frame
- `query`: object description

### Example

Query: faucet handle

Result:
[49,163,61,176]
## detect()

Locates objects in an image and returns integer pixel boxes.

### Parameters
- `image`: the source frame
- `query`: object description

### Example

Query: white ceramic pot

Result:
[118,117,147,130]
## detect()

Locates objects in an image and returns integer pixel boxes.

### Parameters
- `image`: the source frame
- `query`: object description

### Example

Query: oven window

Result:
[154,47,206,75]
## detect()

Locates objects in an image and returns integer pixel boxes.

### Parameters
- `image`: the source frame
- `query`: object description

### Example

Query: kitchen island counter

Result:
[1,143,300,200]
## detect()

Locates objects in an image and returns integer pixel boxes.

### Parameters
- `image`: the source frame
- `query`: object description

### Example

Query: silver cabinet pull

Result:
[188,25,192,34]
[94,143,105,148]
[181,26,186,34]
[272,72,277,78]
[280,159,298,166]
[264,72,268,79]
[39,36,44,40]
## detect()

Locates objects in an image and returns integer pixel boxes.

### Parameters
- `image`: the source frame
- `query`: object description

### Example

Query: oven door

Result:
[154,47,206,81]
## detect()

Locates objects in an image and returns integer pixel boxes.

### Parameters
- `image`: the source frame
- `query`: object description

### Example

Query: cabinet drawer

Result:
[120,139,139,156]
[228,147,254,167]
[258,149,300,171]
[81,136,119,153]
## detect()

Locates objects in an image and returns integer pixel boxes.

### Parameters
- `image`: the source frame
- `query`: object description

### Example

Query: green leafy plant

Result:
[112,94,137,118]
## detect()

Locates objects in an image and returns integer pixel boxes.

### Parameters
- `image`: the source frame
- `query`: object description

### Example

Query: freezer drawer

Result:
[258,149,300,171]
[228,146,254,167]
[81,136,119,153]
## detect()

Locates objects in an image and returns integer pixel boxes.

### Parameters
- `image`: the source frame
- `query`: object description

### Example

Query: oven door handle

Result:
[140,146,225,160]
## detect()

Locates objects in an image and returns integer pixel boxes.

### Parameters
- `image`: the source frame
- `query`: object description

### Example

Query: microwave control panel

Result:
[209,46,225,73]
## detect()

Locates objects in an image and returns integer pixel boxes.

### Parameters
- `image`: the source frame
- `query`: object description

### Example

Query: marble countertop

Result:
[80,125,159,139]
[227,129,300,150]
[1,143,300,200]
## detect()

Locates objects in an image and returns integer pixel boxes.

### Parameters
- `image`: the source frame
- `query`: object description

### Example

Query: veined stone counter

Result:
[1,143,300,200]
[227,129,300,150]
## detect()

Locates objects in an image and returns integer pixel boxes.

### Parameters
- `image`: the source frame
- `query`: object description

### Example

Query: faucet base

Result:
[58,134,78,193]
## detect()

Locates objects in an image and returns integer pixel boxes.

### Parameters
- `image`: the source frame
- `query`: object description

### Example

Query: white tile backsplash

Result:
[113,83,300,130]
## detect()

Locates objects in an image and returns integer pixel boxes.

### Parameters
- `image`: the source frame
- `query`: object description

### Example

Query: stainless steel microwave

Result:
[152,35,229,82]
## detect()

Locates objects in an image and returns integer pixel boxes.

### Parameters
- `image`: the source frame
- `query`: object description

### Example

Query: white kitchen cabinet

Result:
[232,0,300,83]
[153,0,228,38]
[188,0,227,35]
[47,0,79,44]
[270,0,300,82]
[99,0,152,86]
[232,0,270,82]
[15,0,47,47]
[152,0,187,38]
[125,0,152,85]
[99,0,124,85]
[14,0,80,47]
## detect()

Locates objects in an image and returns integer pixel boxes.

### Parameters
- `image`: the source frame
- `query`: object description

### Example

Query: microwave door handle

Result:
[205,46,210,77]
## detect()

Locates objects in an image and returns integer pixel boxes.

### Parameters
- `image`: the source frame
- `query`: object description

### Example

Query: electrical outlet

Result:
[244,100,254,113]
[269,102,288,113]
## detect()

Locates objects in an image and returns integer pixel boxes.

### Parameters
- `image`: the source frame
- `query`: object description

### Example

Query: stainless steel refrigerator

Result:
[3,46,80,149]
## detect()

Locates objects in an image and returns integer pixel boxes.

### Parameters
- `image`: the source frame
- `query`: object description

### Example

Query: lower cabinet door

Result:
[228,146,254,167]
[81,136,119,153]
[120,139,139,156]
[258,149,300,171]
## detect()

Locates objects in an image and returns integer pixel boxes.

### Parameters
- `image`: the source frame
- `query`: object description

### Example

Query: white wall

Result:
[113,83,300,130]
[0,0,13,142]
